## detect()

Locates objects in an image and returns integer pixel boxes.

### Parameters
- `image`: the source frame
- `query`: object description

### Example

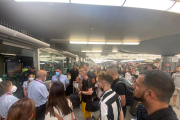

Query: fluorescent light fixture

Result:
[70,41,88,44]
[112,51,118,52]
[1,53,16,56]
[106,42,122,45]
[123,42,139,45]
[123,0,175,11]
[81,51,92,52]
[168,2,180,13]
[15,0,69,2]
[71,0,125,6]
[88,42,105,44]
[92,51,102,52]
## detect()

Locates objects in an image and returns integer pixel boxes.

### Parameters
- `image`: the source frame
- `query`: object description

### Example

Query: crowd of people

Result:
[0,61,179,120]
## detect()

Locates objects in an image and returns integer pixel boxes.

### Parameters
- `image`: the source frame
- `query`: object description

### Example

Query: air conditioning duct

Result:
[0,25,50,48]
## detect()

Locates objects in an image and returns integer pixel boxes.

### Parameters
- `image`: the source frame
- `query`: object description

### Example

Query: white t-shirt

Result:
[125,72,133,83]
[45,99,74,120]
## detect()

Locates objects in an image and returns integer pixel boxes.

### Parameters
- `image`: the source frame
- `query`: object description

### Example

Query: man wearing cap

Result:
[20,65,36,83]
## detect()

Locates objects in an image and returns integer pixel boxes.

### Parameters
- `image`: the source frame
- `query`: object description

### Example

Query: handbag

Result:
[85,79,100,112]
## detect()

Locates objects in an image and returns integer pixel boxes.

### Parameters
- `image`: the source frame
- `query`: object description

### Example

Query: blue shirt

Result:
[51,74,69,91]
[0,94,19,118]
[27,79,49,107]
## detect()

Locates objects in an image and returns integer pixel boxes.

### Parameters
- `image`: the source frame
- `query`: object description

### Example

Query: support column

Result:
[34,48,40,71]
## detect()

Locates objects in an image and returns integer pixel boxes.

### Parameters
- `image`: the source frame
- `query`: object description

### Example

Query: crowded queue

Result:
[0,62,179,120]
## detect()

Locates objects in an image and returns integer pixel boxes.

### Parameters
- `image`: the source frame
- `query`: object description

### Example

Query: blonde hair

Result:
[98,71,106,81]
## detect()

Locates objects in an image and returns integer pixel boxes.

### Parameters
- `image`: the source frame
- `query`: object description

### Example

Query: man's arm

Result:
[119,107,125,120]
[81,88,92,95]
[115,84,126,107]
[23,87,27,97]
[65,76,69,88]
[120,95,126,107]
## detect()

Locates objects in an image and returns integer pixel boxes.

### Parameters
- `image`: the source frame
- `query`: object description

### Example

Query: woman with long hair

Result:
[125,67,133,83]
[7,98,36,120]
[0,81,19,120]
[45,81,77,120]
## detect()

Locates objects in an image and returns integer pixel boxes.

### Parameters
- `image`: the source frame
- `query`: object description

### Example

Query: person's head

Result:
[73,65,77,69]
[176,66,180,72]
[79,69,87,79]
[28,73,34,81]
[36,70,47,81]
[132,70,175,104]
[94,69,98,75]
[46,81,72,117]
[98,72,113,91]
[7,98,36,120]
[147,64,153,70]
[55,68,62,76]
[0,81,17,96]
[29,66,36,73]
[83,63,89,70]
[166,63,170,67]
[123,68,126,72]
[126,67,131,72]
[106,66,118,79]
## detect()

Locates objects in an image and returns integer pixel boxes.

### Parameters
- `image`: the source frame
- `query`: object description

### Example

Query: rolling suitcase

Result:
[70,83,80,109]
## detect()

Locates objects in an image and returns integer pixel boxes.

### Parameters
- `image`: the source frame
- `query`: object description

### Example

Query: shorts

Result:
[82,101,91,118]
[173,87,180,96]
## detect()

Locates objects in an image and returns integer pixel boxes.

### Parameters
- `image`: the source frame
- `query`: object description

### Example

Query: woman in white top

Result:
[22,73,34,97]
[125,67,133,83]
[45,81,77,120]
[0,80,19,120]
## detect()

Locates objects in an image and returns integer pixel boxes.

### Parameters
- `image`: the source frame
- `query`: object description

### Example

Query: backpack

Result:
[114,76,134,106]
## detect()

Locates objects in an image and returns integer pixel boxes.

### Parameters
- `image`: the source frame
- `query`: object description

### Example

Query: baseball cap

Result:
[30,65,36,69]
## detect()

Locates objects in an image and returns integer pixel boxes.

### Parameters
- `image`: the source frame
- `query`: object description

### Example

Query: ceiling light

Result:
[15,0,69,2]
[112,51,118,52]
[88,42,105,44]
[106,42,122,45]
[81,51,92,52]
[70,41,88,44]
[1,53,16,56]
[168,2,180,13]
[123,42,139,45]
[91,51,102,52]
[123,0,175,11]
[71,0,125,6]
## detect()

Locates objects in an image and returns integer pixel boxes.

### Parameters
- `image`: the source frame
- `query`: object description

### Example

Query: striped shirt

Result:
[99,89,121,120]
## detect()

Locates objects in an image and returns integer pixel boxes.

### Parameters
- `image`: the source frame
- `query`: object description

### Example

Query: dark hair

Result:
[177,66,180,68]
[0,81,12,96]
[7,98,36,120]
[102,74,113,85]
[73,65,77,67]
[28,73,34,77]
[126,66,132,75]
[83,63,89,67]
[55,68,62,71]
[140,70,175,103]
[46,81,72,117]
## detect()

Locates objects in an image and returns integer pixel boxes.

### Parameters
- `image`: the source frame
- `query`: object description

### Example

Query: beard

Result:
[133,91,146,102]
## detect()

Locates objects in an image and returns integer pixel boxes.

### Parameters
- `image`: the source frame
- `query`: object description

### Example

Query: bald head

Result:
[36,70,47,80]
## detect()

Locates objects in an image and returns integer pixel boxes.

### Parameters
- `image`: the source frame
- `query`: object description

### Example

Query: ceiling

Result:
[0,1,180,60]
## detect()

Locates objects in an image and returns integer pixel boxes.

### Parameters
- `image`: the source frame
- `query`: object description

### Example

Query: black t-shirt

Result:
[145,106,178,120]
[69,69,79,83]
[82,78,93,102]
[87,71,94,80]
[111,78,126,116]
